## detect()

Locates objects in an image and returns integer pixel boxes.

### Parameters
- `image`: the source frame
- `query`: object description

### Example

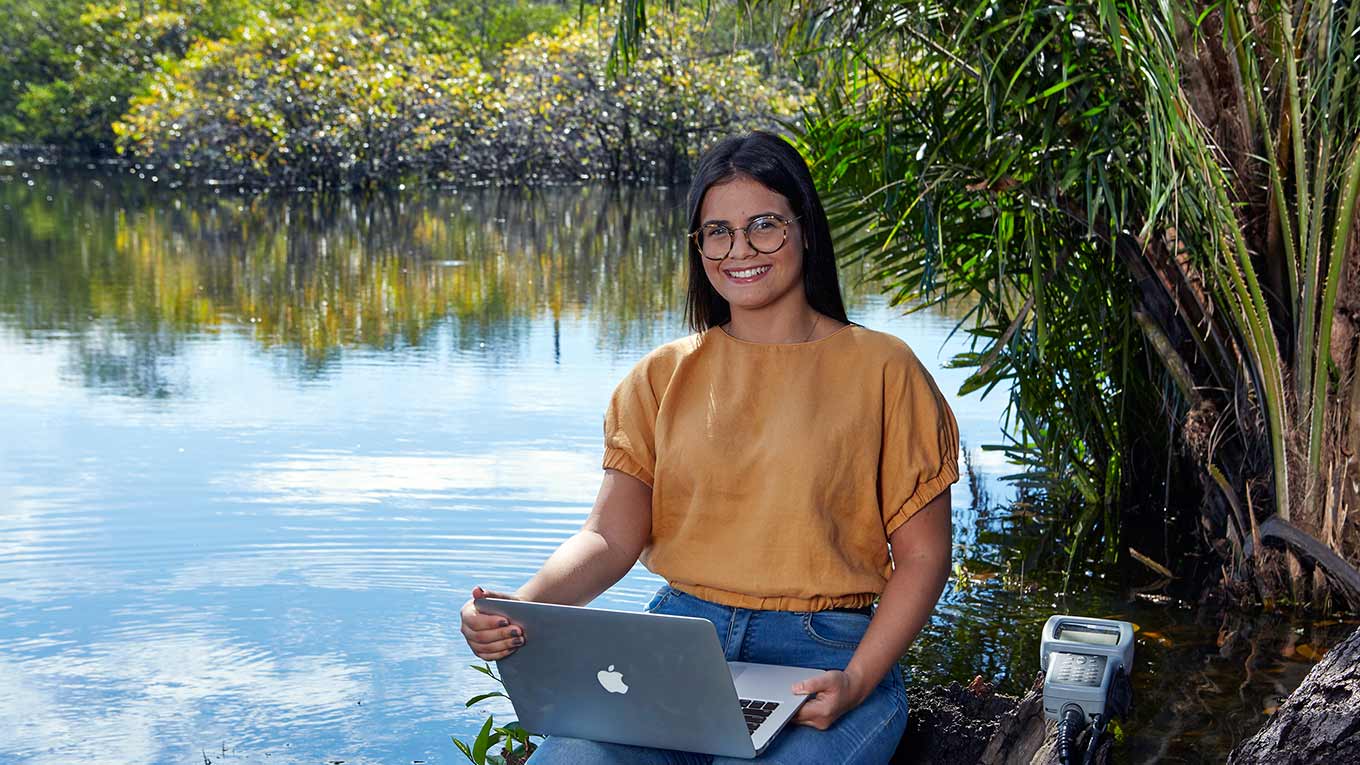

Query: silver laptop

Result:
[474,597,824,759]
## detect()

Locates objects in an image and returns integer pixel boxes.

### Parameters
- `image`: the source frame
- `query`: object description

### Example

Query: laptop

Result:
[474,596,825,759]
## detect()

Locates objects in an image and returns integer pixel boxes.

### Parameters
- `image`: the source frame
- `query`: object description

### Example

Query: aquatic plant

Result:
[452,663,539,765]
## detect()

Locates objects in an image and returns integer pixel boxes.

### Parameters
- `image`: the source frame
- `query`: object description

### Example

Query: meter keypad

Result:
[1051,652,1106,687]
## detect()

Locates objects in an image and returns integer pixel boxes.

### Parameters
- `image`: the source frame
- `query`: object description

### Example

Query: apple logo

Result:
[597,664,628,694]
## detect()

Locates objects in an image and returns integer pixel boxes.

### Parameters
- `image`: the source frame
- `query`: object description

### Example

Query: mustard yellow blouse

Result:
[602,323,960,611]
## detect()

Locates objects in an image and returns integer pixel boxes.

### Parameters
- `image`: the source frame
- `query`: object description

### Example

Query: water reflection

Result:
[0,162,1345,764]
[1,168,719,387]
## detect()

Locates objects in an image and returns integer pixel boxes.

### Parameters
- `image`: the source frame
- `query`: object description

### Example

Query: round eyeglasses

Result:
[688,214,802,261]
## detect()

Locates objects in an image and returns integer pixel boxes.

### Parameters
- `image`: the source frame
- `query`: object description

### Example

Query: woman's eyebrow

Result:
[702,211,784,225]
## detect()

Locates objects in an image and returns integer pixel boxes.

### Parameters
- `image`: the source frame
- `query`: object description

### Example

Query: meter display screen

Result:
[1058,623,1119,646]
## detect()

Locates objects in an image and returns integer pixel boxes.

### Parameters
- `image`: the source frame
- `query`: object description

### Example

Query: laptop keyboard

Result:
[738,698,780,733]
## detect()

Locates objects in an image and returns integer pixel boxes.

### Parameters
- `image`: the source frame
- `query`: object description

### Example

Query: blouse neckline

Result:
[711,322,858,348]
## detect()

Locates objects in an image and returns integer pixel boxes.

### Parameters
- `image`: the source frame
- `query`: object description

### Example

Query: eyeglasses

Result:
[688,214,801,261]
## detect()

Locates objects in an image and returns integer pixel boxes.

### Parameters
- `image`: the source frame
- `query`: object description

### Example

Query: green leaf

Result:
[452,737,476,764]
[465,691,508,707]
[472,715,495,765]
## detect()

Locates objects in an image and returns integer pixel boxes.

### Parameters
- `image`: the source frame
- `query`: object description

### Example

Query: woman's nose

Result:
[728,234,758,260]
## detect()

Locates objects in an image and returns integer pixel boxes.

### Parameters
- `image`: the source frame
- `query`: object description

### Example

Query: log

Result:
[892,673,1112,765]
[1247,515,1360,609]
[1227,624,1360,764]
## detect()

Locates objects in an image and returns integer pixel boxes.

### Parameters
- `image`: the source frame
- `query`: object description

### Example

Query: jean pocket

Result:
[643,585,673,614]
[800,610,871,649]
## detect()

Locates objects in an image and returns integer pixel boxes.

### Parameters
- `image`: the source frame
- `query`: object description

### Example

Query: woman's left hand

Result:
[790,669,866,730]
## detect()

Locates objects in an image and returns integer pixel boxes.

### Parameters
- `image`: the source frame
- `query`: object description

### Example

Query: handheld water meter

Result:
[1040,615,1135,765]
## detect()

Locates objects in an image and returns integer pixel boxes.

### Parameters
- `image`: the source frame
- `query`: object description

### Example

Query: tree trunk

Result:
[1227,624,1360,764]
[1155,5,1360,612]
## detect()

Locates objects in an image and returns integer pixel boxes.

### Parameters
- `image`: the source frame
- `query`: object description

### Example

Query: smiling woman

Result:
[683,134,849,346]
[696,178,811,339]
[458,131,959,764]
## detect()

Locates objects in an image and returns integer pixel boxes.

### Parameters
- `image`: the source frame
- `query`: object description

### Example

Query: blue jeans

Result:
[525,584,908,764]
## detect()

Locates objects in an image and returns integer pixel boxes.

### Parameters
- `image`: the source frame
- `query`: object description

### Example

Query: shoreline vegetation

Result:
[1,1,804,190]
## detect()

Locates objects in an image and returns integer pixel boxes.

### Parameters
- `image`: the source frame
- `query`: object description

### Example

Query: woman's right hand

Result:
[460,585,527,661]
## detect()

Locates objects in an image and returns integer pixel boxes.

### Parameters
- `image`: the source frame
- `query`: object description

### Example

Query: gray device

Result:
[474,597,824,759]
[1040,615,1135,723]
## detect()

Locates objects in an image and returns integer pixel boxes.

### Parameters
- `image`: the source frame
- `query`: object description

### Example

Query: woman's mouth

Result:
[724,264,771,283]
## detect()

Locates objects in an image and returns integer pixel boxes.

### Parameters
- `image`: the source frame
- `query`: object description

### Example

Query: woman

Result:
[459,130,958,764]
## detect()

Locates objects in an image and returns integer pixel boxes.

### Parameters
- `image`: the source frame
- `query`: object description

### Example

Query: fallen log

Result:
[1227,624,1360,764]
[1245,515,1360,609]
[892,673,1112,765]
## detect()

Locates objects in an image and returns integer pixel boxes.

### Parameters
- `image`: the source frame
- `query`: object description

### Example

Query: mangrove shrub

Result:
[113,6,496,188]
[488,4,806,183]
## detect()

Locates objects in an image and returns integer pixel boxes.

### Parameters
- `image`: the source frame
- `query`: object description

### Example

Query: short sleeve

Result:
[880,353,961,537]
[602,358,660,487]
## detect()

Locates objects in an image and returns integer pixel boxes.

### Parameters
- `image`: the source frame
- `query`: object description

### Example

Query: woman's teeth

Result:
[728,265,770,279]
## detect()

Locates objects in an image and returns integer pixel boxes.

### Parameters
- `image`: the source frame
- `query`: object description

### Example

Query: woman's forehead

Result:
[700,175,793,220]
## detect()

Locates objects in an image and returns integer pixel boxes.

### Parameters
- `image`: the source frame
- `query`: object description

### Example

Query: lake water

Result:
[0,161,1353,764]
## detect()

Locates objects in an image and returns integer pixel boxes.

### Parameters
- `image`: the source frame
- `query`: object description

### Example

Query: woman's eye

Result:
[751,218,777,231]
[707,225,731,236]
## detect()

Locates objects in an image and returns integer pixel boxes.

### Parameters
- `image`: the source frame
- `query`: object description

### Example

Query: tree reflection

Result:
[0,165,890,397]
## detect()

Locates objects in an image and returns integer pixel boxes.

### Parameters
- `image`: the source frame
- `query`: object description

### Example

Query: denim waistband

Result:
[827,605,875,617]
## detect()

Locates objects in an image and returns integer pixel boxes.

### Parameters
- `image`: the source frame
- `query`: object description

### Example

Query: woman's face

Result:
[697,174,806,316]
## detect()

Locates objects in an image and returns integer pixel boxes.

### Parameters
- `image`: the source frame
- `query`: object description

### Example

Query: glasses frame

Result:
[688,214,802,261]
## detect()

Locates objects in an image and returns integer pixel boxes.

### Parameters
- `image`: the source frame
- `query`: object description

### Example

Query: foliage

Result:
[0,0,273,149]
[490,4,807,183]
[0,0,566,154]
[7,1,799,187]
[112,5,496,188]
[451,663,539,765]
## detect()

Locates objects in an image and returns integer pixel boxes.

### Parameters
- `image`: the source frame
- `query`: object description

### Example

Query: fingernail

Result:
[513,637,524,646]
[510,628,521,637]
[500,619,509,627]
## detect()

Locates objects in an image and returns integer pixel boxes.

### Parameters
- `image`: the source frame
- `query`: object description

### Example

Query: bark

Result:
[1227,624,1360,764]
[1132,4,1360,612]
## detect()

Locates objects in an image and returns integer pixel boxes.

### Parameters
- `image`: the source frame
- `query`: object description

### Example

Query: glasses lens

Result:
[749,217,787,253]
[700,226,732,259]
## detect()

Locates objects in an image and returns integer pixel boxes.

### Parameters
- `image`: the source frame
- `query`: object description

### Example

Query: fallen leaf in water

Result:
[1263,703,1279,715]
[1294,643,1323,661]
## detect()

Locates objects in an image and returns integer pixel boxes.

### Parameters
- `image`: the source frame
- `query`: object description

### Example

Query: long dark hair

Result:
[683,131,848,333]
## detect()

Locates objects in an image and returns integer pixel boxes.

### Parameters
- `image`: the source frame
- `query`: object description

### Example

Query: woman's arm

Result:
[843,486,952,702]
[513,468,653,605]
[792,487,952,727]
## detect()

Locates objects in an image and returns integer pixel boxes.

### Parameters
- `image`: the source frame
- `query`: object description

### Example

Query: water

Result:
[0,161,1353,764]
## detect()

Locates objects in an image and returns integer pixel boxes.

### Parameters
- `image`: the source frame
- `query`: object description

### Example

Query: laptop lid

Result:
[474,597,759,758]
